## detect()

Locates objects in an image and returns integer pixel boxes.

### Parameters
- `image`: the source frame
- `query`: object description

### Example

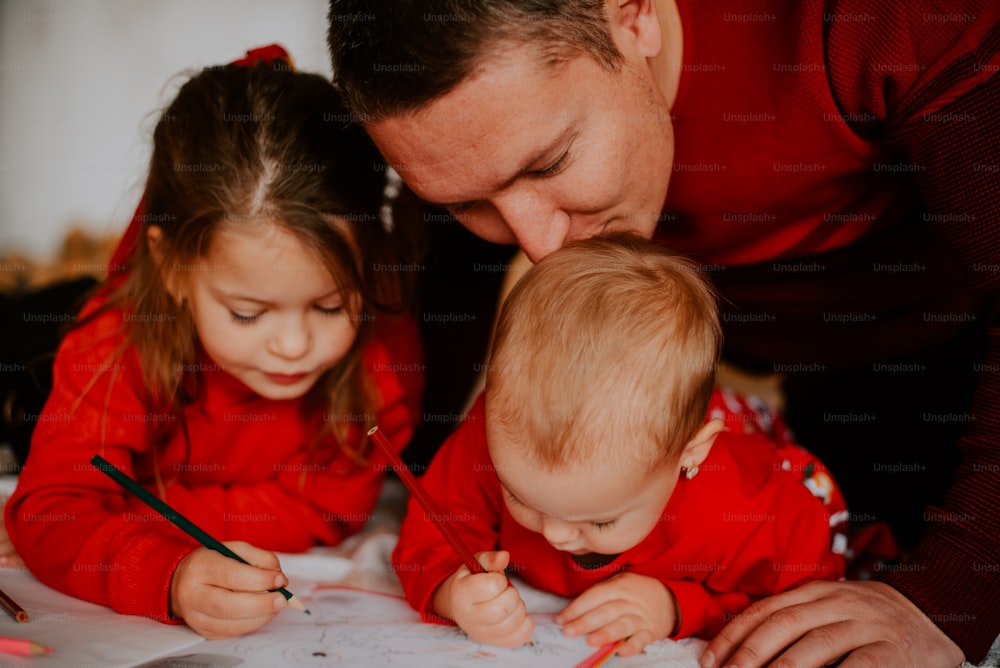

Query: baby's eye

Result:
[504,490,524,505]
[592,520,617,531]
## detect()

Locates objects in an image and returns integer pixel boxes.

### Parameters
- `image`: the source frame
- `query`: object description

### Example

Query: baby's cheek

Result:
[507,505,541,533]
[590,524,647,555]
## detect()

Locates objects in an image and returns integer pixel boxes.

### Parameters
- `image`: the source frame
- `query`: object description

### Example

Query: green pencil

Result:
[90,454,309,615]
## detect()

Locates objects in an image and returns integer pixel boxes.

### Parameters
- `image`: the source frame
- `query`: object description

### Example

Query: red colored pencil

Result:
[367,427,485,574]
[0,587,28,623]
[0,637,53,656]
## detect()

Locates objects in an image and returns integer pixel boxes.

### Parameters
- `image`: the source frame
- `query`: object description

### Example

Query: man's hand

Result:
[558,572,677,657]
[701,580,965,668]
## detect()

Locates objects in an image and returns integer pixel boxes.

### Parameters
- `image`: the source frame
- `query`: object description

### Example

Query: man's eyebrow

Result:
[418,128,576,210]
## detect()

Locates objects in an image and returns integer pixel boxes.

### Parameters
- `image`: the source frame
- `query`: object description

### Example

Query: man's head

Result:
[484,233,723,553]
[328,1,623,120]
[328,1,675,261]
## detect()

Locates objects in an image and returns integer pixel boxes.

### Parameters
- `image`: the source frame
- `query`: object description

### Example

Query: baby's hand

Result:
[558,572,677,657]
[169,541,289,639]
[432,550,534,647]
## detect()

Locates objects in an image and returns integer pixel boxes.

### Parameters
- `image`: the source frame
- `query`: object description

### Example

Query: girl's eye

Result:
[314,304,344,316]
[229,311,261,325]
[592,520,616,531]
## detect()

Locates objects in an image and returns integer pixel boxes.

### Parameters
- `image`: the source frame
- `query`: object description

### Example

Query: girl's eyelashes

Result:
[228,304,343,323]
[229,310,261,325]
[592,520,617,531]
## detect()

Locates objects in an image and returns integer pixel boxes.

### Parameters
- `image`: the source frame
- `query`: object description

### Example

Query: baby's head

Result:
[485,234,723,554]
[114,60,403,431]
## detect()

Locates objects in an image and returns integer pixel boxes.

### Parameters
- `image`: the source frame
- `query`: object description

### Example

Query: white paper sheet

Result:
[157,585,704,668]
[0,568,203,668]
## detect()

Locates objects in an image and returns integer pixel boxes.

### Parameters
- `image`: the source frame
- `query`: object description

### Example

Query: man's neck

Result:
[651,0,684,109]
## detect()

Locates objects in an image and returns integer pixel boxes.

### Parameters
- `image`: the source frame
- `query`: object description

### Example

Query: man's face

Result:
[367,46,674,262]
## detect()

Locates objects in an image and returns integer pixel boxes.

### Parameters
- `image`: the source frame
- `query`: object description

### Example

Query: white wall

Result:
[0,0,331,259]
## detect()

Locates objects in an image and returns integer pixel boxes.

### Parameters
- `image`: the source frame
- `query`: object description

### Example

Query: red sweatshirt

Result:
[393,390,846,639]
[659,0,1000,657]
[6,297,423,623]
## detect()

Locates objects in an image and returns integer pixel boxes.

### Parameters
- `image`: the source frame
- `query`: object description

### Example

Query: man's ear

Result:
[607,0,662,59]
[679,418,726,471]
[146,225,182,304]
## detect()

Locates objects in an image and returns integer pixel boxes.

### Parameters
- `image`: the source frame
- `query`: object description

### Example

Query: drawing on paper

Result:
[193,586,600,667]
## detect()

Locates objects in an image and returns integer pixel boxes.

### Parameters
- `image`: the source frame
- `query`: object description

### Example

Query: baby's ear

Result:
[146,226,184,304]
[679,418,725,470]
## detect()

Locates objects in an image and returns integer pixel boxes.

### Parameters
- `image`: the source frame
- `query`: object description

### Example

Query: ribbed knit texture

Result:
[663,0,999,659]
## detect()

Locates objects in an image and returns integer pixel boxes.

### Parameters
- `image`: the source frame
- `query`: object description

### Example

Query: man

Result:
[328,1,999,666]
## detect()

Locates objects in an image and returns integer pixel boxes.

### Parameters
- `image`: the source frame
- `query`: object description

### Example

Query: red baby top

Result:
[393,390,846,639]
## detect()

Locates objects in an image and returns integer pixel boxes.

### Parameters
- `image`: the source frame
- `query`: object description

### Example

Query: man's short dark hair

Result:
[328,1,623,120]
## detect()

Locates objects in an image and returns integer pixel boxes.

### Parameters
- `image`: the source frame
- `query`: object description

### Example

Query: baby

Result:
[393,234,846,655]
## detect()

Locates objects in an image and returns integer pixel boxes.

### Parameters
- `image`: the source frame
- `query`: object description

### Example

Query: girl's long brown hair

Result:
[88,59,417,471]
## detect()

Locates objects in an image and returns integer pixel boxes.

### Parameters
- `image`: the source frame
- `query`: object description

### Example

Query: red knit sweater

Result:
[6,298,423,623]
[394,391,847,639]
[658,0,1000,658]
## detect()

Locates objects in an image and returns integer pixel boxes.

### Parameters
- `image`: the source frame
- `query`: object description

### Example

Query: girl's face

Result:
[182,223,358,400]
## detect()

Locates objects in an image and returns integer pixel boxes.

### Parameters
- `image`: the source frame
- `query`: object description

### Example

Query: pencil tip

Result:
[285,596,310,614]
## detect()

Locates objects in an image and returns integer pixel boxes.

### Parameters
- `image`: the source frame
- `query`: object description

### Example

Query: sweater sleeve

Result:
[392,394,502,622]
[4,309,196,622]
[826,1,1000,659]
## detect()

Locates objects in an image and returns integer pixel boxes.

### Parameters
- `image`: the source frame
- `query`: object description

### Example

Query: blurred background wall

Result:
[0,0,331,262]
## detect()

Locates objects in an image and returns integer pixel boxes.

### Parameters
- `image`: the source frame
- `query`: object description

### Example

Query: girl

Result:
[5,46,423,639]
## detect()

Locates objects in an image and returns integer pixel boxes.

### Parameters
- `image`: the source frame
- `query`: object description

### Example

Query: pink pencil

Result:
[0,637,53,656]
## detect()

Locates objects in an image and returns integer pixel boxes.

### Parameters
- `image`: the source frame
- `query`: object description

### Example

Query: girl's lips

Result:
[264,372,309,385]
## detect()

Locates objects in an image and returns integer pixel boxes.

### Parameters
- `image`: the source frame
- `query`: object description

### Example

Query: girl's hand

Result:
[432,550,534,647]
[0,495,24,569]
[169,541,289,639]
[558,572,677,657]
